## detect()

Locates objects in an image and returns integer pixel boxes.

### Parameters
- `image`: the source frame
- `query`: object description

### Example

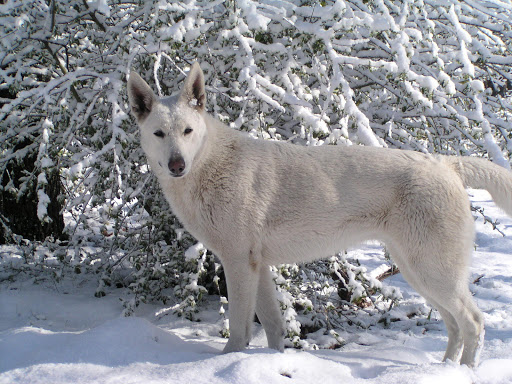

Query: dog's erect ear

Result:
[127,72,156,122]
[180,62,205,112]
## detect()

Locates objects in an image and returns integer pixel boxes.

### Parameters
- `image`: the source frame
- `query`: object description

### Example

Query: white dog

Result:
[128,62,512,367]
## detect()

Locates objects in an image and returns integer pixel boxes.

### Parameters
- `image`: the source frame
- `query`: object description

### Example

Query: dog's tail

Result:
[442,156,512,217]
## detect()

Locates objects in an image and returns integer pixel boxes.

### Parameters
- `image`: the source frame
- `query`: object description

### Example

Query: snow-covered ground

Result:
[1,189,512,384]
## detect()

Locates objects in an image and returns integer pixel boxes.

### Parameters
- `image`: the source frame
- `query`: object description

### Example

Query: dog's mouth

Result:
[168,167,187,178]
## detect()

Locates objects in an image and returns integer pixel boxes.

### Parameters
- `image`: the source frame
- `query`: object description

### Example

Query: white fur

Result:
[128,63,512,367]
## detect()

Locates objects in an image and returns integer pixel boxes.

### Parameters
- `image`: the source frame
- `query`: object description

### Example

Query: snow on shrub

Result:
[1,0,511,347]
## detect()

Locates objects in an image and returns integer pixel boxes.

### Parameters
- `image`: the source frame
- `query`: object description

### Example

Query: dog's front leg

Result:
[221,255,259,353]
[256,265,285,351]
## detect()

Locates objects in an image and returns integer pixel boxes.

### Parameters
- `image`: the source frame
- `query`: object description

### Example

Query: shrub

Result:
[1,0,511,346]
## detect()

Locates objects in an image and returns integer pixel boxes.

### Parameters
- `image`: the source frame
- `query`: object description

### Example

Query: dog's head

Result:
[127,63,208,178]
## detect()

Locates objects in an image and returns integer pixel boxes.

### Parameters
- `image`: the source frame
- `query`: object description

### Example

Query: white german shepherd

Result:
[128,62,512,367]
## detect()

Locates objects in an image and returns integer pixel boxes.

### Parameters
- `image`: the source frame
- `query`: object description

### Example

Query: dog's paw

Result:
[222,338,247,354]
[268,339,285,353]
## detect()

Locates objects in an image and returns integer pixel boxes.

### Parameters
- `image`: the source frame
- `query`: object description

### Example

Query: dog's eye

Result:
[184,127,193,135]
[154,130,165,138]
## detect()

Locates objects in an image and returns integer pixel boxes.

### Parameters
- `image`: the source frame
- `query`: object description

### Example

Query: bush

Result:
[1,0,511,346]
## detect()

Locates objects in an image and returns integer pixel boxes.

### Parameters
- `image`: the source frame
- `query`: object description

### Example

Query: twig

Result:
[472,274,485,284]
[81,0,107,32]
[42,40,82,103]
[376,266,401,281]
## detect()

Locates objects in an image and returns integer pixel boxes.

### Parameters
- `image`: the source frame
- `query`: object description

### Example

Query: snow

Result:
[95,0,111,17]
[185,242,205,261]
[1,189,512,383]
[238,0,271,31]
[447,5,473,44]
[36,170,50,221]
[40,157,54,168]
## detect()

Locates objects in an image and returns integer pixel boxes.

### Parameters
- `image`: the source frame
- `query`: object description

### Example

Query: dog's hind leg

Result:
[221,253,260,353]
[394,259,464,362]
[423,280,483,366]
[435,305,464,362]
[256,265,285,351]
[390,243,484,367]
[455,294,484,366]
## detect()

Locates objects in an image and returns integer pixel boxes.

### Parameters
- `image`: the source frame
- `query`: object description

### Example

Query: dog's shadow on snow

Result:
[0,317,219,372]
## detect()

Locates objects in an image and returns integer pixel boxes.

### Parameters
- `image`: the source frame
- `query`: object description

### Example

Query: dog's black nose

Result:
[168,156,186,177]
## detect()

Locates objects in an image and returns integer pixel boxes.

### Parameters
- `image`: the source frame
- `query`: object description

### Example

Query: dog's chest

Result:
[160,176,226,246]
[161,180,200,226]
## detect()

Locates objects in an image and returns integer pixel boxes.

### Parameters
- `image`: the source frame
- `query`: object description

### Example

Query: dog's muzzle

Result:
[168,156,186,177]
